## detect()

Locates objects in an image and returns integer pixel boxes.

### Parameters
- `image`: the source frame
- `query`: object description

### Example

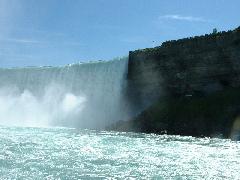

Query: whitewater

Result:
[0,58,130,129]
[0,58,240,179]
[0,126,240,179]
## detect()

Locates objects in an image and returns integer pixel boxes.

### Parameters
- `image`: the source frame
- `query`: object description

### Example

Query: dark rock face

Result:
[111,27,240,139]
[111,88,240,139]
[128,27,240,105]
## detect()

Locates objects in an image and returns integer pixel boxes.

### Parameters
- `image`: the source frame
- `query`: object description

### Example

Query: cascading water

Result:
[0,57,131,128]
[0,56,240,180]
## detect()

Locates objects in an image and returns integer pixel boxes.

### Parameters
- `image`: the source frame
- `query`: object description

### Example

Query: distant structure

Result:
[213,28,218,34]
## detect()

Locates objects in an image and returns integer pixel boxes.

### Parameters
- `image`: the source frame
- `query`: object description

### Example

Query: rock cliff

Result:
[110,27,240,139]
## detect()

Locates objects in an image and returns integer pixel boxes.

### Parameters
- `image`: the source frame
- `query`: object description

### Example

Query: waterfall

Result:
[0,57,131,129]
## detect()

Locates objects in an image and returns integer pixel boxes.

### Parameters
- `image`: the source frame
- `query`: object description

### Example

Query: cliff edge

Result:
[109,27,240,140]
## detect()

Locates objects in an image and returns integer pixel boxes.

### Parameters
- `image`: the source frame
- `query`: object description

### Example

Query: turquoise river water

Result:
[0,126,240,179]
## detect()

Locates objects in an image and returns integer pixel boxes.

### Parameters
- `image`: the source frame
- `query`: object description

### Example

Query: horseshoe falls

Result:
[0,57,130,129]
[0,58,240,179]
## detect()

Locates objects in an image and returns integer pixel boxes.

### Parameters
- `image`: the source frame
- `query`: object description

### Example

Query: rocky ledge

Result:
[108,26,240,140]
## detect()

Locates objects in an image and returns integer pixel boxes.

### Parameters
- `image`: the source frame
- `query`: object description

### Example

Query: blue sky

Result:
[0,0,239,67]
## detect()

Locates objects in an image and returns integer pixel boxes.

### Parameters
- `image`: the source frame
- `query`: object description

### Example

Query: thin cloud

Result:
[0,37,85,47]
[1,53,35,59]
[159,14,208,22]
[0,38,41,44]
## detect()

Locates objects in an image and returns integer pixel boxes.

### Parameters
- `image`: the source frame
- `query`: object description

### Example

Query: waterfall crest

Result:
[0,57,130,128]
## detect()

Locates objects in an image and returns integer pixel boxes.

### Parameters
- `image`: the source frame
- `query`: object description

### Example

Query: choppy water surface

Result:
[0,127,240,179]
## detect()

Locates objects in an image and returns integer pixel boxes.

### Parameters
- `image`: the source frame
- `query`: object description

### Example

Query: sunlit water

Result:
[0,126,240,179]
[0,58,131,129]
